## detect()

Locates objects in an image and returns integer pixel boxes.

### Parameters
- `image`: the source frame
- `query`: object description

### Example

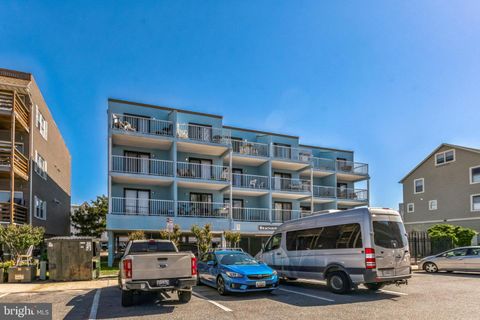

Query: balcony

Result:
[0,202,28,224]
[310,157,336,176]
[231,207,269,222]
[336,160,369,182]
[0,90,30,132]
[111,113,174,149]
[176,162,229,190]
[226,140,269,166]
[271,145,311,170]
[111,155,174,185]
[337,188,368,206]
[272,209,301,223]
[271,177,311,199]
[312,185,336,203]
[110,197,174,216]
[176,123,231,156]
[0,145,29,180]
[177,201,229,219]
[231,173,269,196]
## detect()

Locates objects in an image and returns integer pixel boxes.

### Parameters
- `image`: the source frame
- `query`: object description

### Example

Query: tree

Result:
[0,224,44,265]
[128,230,146,241]
[224,231,241,248]
[191,224,212,256]
[427,224,477,247]
[159,224,182,246]
[71,195,108,237]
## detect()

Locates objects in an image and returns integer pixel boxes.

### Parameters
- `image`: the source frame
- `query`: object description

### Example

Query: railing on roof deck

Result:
[111,113,174,137]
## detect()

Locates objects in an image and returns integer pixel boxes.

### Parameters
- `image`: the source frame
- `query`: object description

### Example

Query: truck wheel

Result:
[178,290,192,303]
[364,282,386,291]
[326,271,351,294]
[121,290,134,307]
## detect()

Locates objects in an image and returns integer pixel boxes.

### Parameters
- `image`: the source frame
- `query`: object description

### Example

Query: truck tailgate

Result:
[131,253,192,280]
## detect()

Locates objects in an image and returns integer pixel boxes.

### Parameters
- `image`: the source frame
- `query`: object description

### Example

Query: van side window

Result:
[286,224,362,251]
[264,233,282,252]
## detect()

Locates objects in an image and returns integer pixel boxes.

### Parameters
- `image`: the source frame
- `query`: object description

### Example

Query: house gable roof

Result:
[399,143,480,183]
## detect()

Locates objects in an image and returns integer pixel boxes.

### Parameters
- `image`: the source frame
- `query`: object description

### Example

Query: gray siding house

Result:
[400,143,480,232]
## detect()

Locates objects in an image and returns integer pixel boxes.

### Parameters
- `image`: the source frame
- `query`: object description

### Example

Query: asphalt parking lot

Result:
[1,272,480,320]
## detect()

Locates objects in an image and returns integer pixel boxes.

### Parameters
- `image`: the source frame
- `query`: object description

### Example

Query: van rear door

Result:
[372,216,410,278]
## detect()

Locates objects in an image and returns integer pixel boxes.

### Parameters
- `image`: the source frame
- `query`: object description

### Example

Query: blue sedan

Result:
[197,250,279,295]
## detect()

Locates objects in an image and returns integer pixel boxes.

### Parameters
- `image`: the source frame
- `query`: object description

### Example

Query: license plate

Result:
[382,269,394,277]
[156,279,169,286]
[255,281,266,288]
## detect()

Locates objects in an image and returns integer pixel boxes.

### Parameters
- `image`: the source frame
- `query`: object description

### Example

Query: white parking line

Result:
[192,292,233,312]
[378,289,408,296]
[278,288,335,302]
[0,293,9,299]
[88,289,102,320]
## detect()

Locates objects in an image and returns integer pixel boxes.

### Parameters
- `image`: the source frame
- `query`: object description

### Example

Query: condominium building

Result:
[0,68,71,236]
[107,98,369,265]
[400,143,480,233]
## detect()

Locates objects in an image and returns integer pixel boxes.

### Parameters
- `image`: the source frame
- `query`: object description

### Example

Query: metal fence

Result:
[408,231,454,264]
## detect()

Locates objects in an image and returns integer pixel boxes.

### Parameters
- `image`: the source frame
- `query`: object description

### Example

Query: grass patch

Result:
[100,256,119,277]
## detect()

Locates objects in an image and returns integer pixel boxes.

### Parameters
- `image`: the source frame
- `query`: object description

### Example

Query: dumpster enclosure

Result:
[47,237,100,281]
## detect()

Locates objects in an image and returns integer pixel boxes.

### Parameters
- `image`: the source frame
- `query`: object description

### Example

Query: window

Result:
[414,178,424,194]
[34,196,47,220]
[34,151,47,179]
[429,200,438,211]
[407,203,414,213]
[264,233,282,252]
[444,248,467,257]
[435,149,455,166]
[35,105,48,140]
[470,166,480,184]
[471,194,480,212]
[373,221,408,249]
[286,223,362,251]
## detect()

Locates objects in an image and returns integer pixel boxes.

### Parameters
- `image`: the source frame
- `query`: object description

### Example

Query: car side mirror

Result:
[207,260,215,266]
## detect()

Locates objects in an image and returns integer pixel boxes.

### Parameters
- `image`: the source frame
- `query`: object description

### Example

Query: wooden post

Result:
[10,92,16,224]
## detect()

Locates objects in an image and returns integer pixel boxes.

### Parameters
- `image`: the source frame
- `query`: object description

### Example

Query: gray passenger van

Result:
[255,207,411,294]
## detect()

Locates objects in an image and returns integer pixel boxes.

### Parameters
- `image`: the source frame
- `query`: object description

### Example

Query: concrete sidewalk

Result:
[0,278,116,293]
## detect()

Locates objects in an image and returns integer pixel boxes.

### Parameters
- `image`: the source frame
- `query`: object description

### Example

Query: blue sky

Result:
[1,1,479,207]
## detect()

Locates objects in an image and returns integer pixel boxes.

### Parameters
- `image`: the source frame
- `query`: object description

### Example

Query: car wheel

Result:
[178,290,192,303]
[286,277,298,281]
[217,276,228,296]
[364,282,386,291]
[121,290,134,307]
[326,271,351,294]
[424,262,438,273]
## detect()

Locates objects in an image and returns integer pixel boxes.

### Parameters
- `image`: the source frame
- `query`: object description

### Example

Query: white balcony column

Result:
[310,167,314,214]
[108,136,112,213]
[229,149,233,224]
[107,231,115,267]
[172,140,178,217]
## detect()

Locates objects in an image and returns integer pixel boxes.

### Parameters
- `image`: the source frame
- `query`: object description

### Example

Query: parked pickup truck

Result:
[118,239,197,307]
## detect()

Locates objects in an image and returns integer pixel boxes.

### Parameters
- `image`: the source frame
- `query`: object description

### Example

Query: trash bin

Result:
[47,237,100,281]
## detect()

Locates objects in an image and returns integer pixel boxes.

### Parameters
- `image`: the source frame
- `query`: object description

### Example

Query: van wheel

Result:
[121,290,134,307]
[364,282,385,291]
[326,272,351,294]
[178,290,192,303]
[424,262,438,273]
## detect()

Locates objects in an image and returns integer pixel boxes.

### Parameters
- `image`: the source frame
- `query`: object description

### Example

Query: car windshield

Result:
[218,253,258,265]
[373,221,408,249]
